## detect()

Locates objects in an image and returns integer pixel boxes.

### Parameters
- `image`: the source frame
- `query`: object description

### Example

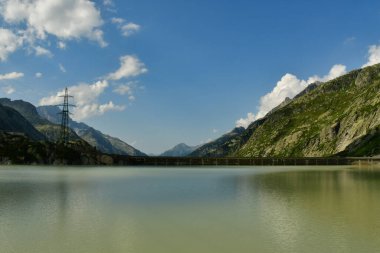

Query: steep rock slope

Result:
[236,64,380,157]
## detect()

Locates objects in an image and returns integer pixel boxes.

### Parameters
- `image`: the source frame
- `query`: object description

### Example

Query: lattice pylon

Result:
[58,87,75,145]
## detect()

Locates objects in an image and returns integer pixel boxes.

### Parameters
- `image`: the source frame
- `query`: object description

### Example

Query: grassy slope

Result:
[236,64,380,157]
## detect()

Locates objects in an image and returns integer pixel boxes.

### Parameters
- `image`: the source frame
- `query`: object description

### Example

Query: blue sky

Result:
[0,0,380,154]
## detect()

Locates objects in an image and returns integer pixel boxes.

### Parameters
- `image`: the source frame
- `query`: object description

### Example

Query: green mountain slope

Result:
[38,106,146,156]
[236,63,380,157]
[0,99,80,142]
[190,127,246,157]
[0,103,45,140]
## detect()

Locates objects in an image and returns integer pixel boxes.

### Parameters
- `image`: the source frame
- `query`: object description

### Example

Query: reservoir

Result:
[1,166,380,253]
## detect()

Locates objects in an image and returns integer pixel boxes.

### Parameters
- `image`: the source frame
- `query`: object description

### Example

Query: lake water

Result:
[1,166,380,253]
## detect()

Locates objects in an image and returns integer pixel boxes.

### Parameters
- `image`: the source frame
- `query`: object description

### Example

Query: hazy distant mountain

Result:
[160,143,199,157]
[37,105,146,156]
[0,103,45,140]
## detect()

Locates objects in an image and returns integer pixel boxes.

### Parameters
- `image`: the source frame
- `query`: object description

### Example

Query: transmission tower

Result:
[58,87,75,145]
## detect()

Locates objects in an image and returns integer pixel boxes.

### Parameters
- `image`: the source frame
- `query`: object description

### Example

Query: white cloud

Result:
[0,28,22,61]
[73,101,125,120]
[111,17,140,37]
[107,55,147,80]
[0,71,24,80]
[236,112,255,128]
[35,72,43,78]
[212,128,219,133]
[34,46,53,57]
[59,63,66,73]
[1,85,15,94]
[121,23,140,37]
[57,41,66,49]
[103,0,114,6]
[113,82,136,101]
[256,74,308,120]
[111,17,124,24]
[307,64,347,83]
[236,64,347,128]
[39,80,126,120]
[362,45,380,68]
[0,0,107,49]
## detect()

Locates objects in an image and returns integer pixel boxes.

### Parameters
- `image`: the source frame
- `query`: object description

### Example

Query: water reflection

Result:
[1,167,380,253]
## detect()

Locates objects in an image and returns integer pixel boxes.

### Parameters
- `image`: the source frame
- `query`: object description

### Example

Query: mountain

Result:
[0,98,50,125]
[235,63,380,157]
[192,64,380,158]
[0,103,45,141]
[37,105,146,156]
[160,143,199,157]
[190,127,246,157]
[0,98,80,142]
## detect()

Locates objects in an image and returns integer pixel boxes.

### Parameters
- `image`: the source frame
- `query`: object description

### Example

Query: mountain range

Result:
[0,99,145,156]
[190,63,380,157]
[2,63,380,159]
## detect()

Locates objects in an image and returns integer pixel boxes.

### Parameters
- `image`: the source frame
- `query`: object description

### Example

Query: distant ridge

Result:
[160,143,199,157]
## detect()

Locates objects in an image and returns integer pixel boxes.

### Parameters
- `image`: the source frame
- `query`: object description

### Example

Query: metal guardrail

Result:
[111,156,380,166]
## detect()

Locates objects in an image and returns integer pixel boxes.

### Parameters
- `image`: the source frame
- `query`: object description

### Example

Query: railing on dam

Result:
[111,156,380,166]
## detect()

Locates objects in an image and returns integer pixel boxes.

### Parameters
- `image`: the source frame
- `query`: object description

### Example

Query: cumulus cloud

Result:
[72,101,125,120]
[111,17,124,24]
[120,23,140,37]
[107,55,147,80]
[236,64,347,128]
[34,46,53,57]
[0,71,24,80]
[0,0,107,57]
[1,85,15,94]
[111,17,140,37]
[35,72,43,78]
[39,80,125,120]
[113,82,137,101]
[362,45,380,68]
[0,28,22,61]
[236,112,255,128]
[256,74,307,120]
[307,64,347,83]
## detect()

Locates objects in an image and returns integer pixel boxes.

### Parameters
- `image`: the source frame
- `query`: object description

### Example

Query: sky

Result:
[0,0,380,154]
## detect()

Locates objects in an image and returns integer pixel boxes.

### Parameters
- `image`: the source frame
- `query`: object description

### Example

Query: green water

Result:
[1,166,380,253]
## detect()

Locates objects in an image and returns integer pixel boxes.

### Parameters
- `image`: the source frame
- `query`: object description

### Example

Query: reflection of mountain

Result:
[236,167,380,245]
[2,168,380,253]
